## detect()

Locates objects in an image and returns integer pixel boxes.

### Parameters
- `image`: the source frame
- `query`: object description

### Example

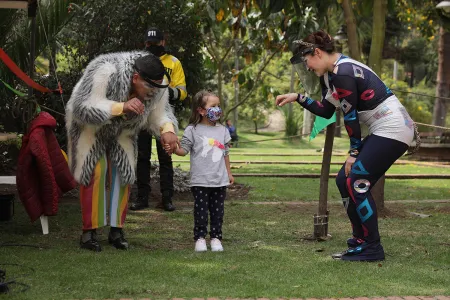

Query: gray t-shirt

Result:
[180,123,231,187]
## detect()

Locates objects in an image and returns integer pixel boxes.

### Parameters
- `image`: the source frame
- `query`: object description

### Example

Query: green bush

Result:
[278,104,303,138]
[0,134,21,176]
[383,78,434,131]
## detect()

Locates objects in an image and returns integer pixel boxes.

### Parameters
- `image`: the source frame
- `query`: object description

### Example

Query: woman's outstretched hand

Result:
[275,93,299,107]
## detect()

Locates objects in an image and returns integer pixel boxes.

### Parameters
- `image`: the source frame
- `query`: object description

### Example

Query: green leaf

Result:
[206,3,217,21]
[238,73,246,84]
[269,0,285,13]
[246,78,254,89]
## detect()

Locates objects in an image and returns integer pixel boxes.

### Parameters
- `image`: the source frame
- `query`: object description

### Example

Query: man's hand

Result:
[275,93,300,107]
[345,156,357,177]
[160,132,179,155]
[123,97,145,115]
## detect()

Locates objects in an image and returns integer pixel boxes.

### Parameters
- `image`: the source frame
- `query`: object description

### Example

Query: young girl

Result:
[169,90,234,252]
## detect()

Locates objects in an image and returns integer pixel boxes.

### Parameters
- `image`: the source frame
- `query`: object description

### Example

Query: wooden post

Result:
[335,110,341,137]
[314,122,336,239]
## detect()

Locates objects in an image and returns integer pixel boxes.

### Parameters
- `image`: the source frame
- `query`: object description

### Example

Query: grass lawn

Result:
[234,178,450,202]
[173,163,450,176]
[1,199,449,299]
[169,131,450,202]
[1,132,448,299]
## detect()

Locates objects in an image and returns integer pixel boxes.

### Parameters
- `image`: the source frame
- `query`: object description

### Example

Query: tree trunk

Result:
[233,38,239,128]
[368,0,387,75]
[49,41,58,76]
[409,64,414,88]
[218,63,224,109]
[289,65,295,120]
[368,0,388,207]
[289,65,297,137]
[254,120,258,134]
[432,26,450,132]
[335,110,341,137]
[372,175,385,212]
[341,0,361,61]
[302,109,313,136]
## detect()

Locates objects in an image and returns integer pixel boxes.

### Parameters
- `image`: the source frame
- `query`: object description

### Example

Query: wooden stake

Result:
[314,122,336,239]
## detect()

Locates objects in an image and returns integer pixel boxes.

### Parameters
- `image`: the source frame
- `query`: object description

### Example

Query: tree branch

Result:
[219,43,233,65]
[205,37,218,62]
[224,48,281,119]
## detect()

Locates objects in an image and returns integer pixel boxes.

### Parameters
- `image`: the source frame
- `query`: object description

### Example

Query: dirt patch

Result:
[436,206,450,214]
[378,206,410,219]
[227,183,251,200]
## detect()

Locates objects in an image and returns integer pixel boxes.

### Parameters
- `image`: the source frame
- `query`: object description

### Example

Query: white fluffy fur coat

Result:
[65,51,177,186]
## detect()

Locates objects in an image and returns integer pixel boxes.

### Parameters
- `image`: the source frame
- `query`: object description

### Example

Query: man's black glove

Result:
[168,87,174,103]
[167,87,183,115]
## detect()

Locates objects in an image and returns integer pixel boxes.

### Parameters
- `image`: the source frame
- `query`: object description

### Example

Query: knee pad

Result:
[352,179,371,194]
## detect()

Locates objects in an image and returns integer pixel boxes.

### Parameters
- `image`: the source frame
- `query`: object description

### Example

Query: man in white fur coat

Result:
[65,52,178,252]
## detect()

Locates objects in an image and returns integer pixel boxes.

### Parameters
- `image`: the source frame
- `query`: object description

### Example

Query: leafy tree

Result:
[1,0,205,145]
[397,0,450,130]
[399,37,428,87]
[0,0,83,135]
[58,0,204,100]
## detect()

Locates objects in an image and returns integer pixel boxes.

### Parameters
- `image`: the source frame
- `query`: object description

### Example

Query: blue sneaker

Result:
[332,242,385,261]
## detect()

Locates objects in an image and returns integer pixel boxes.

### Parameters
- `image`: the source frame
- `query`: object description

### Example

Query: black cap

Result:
[134,55,170,88]
[145,27,164,42]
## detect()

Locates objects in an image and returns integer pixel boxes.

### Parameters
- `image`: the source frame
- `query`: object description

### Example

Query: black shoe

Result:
[80,230,102,252]
[129,197,149,211]
[108,228,129,250]
[163,199,175,211]
[332,242,385,262]
[162,192,175,211]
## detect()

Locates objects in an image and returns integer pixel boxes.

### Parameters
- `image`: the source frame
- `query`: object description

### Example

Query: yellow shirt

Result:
[160,53,187,101]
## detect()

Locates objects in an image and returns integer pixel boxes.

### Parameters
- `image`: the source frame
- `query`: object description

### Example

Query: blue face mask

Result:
[205,106,222,123]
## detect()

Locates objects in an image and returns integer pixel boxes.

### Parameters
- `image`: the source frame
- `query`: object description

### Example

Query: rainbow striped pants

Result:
[79,156,130,230]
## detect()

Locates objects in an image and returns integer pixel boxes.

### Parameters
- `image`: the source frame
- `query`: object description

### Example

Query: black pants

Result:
[230,133,238,147]
[191,186,226,241]
[335,134,409,243]
[136,130,174,200]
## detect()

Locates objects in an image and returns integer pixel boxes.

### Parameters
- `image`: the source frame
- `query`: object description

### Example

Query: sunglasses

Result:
[135,66,171,88]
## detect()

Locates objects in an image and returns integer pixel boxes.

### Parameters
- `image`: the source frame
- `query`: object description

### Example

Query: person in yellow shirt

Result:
[130,27,187,211]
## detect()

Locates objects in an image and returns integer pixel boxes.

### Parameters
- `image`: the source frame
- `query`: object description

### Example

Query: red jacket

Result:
[16,112,76,222]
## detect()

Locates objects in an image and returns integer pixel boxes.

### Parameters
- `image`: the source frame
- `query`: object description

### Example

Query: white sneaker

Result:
[195,238,207,252]
[210,238,224,252]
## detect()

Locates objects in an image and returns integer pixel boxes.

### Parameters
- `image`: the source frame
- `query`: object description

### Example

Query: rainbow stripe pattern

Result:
[79,156,129,230]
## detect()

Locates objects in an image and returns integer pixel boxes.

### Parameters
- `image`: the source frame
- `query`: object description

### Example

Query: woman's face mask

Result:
[205,106,222,123]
